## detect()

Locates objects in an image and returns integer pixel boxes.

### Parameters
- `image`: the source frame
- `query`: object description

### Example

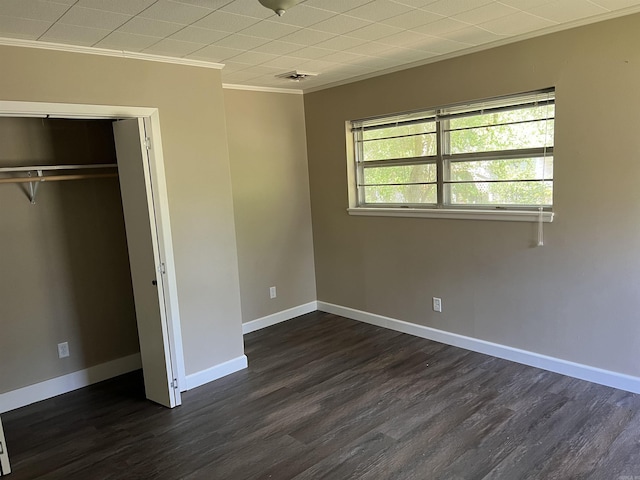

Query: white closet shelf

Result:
[0,163,119,204]
[0,163,117,173]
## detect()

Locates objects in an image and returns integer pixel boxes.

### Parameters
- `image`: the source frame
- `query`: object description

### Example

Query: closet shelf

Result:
[0,163,118,204]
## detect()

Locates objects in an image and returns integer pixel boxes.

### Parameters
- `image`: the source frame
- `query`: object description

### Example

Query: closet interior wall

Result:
[0,117,140,395]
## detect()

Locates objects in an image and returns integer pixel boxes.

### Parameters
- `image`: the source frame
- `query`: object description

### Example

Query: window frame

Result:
[348,89,556,222]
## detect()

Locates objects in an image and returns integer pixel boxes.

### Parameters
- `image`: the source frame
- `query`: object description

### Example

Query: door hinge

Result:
[144,137,151,150]
[159,262,166,275]
[171,379,178,390]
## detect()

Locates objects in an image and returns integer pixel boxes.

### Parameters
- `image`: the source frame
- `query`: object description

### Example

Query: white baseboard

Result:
[242,301,318,334]
[317,301,640,394]
[185,355,248,391]
[0,353,142,414]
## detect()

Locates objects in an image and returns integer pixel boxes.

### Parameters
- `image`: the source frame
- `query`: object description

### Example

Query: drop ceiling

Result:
[1,0,639,92]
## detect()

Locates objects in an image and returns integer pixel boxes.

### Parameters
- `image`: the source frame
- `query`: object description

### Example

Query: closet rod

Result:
[0,163,117,173]
[0,173,118,185]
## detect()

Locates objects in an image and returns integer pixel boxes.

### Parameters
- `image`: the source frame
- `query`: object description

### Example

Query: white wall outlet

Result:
[432,297,442,313]
[269,286,277,299]
[58,342,70,358]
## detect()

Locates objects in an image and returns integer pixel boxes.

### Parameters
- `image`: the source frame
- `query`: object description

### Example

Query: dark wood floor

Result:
[3,311,640,479]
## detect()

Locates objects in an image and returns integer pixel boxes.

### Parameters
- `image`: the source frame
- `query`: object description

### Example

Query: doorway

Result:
[0,101,184,409]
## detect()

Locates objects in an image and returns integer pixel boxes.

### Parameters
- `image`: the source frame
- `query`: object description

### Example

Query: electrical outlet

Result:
[432,297,442,313]
[269,286,277,299]
[58,342,70,358]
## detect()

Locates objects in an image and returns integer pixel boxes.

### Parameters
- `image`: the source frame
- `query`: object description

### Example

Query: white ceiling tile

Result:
[225,50,281,65]
[421,0,496,17]
[138,0,213,24]
[346,0,414,21]
[76,0,158,16]
[411,35,472,53]
[0,0,69,22]
[186,44,244,61]
[411,17,470,36]
[444,25,503,44]
[94,31,162,51]
[41,0,77,4]
[118,17,185,37]
[302,0,374,13]
[40,23,112,46]
[311,14,372,34]
[171,0,232,7]
[479,11,557,35]
[278,28,335,45]
[390,0,441,6]
[380,9,444,29]
[296,59,343,72]
[316,35,368,50]
[498,0,555,10]
[237,19,301,39]
[252,40,309,55]
[453,3,519,24]
[58,6,131,30]
[346,22,403,40]
[220,0,273,19]
[169,26,229,44]
[223,69,266,83]
[270,5,336,27]
[526,0,609,23]
[213,33,270,49]
[590,0,640,8]
[320,50,372,64]
[0,15,51,39]
[288,46,335,59]
[345,41,397,56]
[143,38,207,56]
[193,11,260,32]
[376,29,430,48]
[260,55,310,69]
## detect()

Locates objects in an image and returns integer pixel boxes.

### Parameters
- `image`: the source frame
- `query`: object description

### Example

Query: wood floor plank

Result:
[2,311,640,479]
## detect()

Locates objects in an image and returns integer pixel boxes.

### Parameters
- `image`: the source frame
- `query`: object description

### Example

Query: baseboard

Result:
[0,353,142,414]
[317,301,640,394]
[242,301,318,334]
[185,355,248,390]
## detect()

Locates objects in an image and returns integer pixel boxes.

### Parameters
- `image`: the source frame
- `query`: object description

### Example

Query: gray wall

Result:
[224,89,316,323]
[304,13,640,377]
[0,118,139,394]
[0,45,244,385]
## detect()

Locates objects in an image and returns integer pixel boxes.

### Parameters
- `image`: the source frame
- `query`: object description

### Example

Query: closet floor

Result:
[3,311,640,479]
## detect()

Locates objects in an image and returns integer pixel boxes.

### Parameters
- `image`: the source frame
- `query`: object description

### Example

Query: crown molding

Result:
[0,36,224,70]
[222,83,303,94]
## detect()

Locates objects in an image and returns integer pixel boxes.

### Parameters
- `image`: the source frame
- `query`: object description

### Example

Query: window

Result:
[350,89,555,220]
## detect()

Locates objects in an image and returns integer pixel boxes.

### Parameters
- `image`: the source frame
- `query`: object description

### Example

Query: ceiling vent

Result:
[276,70,318,82]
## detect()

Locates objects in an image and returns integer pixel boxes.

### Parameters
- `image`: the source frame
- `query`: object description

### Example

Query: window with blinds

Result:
[351,89,555,211]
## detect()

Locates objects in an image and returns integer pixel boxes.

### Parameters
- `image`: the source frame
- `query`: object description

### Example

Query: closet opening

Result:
[0,103,184,417]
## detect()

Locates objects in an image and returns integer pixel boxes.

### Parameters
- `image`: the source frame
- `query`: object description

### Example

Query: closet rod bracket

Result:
[28,170,43,204]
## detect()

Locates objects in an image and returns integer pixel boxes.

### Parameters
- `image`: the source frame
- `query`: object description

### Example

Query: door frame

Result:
[0,100,186,392]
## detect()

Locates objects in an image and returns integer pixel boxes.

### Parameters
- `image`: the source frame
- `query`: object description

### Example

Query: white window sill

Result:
[347,207,554,223]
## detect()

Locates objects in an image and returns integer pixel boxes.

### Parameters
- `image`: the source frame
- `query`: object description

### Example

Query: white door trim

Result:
[0,100,186,392]
[0,416,10,475]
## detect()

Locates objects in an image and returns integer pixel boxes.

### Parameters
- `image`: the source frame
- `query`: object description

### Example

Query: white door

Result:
[113,118,180,408]
[0,416,10,476]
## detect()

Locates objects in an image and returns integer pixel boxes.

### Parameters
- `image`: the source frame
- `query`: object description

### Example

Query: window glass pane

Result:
[363,164,436,185]
[448,105,554,130]
[364,185,437,204]
[447,181,553,206]
[449,119,554,154]
[449,157,553,182]
[363,121,435,141]
[362,133,437,161]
